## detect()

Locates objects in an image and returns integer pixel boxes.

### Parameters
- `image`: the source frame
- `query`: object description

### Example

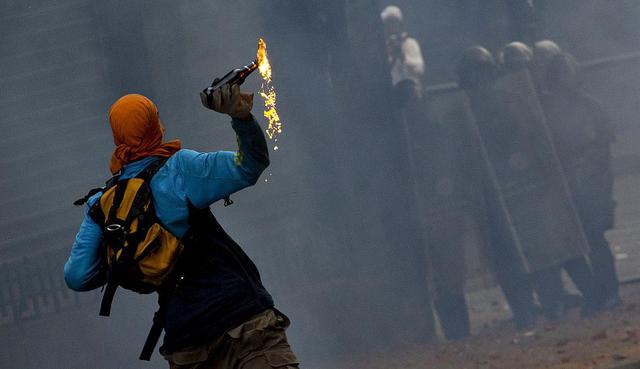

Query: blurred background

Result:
[1,1,640,368]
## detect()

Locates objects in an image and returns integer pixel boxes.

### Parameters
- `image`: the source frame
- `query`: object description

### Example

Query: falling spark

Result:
[256,38,282,147]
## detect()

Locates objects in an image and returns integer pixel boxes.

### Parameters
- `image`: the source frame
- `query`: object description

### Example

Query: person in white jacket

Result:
[380,5,425,105]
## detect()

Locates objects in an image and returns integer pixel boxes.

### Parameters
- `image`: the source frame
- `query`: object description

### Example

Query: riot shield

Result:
[465,69,589,273]
[404,90,494,289]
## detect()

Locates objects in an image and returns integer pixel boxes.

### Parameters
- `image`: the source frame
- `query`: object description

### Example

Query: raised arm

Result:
[176,116,269,207]
[183,83,269,207]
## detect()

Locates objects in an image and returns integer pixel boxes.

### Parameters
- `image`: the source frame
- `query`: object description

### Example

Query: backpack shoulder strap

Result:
[106,157,168,218]
[73,174,120,207]
[74,156,167,207]
[135,157,169,182]
[73,188,103,207]
[122,156,170,224]
[76,156,167,210]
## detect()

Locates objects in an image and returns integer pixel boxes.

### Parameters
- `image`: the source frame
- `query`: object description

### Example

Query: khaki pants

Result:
[162,309,299,369]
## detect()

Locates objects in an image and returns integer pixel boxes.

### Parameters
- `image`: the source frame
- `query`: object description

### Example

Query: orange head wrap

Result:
[108,94,181,174]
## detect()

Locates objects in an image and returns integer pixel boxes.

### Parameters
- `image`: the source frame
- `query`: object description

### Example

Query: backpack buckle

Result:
[106,224,123,232]
[105,223,127,245]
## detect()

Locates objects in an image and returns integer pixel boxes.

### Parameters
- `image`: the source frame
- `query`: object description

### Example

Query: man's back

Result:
[64,89,299,368]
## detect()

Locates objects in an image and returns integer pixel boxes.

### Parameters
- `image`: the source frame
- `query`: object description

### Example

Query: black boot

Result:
[533,267,568,321]
[434,294,471,340]
[501,285,537,330]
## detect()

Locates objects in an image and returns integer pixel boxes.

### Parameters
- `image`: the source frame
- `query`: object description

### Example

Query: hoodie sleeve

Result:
[176,116,270,207]
[64,195,107,291]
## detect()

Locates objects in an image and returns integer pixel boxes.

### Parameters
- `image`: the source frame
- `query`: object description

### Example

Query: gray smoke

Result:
[1,1,640,368]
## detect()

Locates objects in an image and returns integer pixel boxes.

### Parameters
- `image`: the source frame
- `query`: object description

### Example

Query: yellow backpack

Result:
[75,158,184,317]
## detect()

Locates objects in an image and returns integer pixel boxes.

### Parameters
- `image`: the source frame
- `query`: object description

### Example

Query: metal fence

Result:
[0,248,98,326]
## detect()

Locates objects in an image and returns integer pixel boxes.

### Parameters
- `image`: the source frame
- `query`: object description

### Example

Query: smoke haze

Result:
[1,1,640,368]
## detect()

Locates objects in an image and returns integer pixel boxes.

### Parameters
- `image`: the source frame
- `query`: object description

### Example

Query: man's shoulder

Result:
[173,148,200,158]
[161,149,223,179]
[170,148,231,167]
[166,149,205,169]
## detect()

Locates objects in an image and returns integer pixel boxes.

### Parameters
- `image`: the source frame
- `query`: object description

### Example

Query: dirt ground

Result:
[323,176,640,369]
[326,283,640,369]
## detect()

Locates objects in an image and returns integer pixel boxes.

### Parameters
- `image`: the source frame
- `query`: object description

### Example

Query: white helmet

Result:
[380,5,403,23]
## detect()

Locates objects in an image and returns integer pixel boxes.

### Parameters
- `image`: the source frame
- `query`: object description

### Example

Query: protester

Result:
[65,85,299,368]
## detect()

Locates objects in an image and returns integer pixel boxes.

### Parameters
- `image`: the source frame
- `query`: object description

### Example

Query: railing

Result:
[0,248,98,326]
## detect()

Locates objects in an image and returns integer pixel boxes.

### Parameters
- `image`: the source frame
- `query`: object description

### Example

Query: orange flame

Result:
[257,38,271,83]
[256,38,281,150]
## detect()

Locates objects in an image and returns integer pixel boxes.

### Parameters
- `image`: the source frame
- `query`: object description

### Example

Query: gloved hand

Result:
[200,83,254,121]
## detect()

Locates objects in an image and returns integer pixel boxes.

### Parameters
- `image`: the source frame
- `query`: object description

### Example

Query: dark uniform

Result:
[500,43,605,319]
[413,89,492,340]
[542,53,619,308]
[457,46,538,329]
